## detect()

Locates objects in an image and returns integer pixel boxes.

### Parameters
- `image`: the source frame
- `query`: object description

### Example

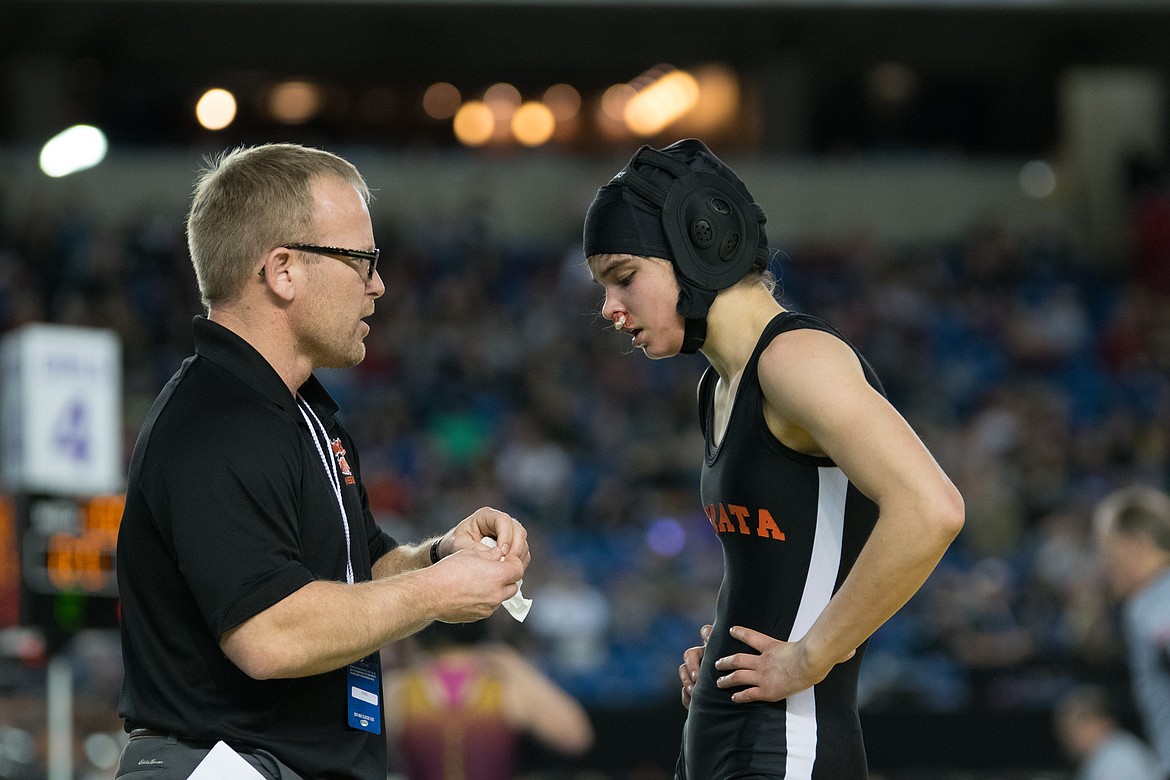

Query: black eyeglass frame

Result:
[283,243,380,280]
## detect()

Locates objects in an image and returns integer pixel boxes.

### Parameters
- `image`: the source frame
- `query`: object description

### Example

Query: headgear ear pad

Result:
[663,170,763,290]
[618,139,767,292]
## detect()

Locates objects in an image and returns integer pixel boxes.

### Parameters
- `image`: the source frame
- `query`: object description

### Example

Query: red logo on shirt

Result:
[331,439,356,485]
[705,502,786,540]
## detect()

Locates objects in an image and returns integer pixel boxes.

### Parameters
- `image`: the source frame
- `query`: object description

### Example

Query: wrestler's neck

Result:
[700,283,785,382]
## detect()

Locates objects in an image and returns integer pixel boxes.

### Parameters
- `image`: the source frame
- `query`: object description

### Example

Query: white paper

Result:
[186,741,266,780]
[481,537,533,622]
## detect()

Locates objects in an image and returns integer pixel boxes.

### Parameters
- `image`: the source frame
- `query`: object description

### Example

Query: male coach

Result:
[114,143,530,780]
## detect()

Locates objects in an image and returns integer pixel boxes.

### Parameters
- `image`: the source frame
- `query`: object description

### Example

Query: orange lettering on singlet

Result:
[728,504,751,534]
[716,503,736,533]
[705,502,786,542]
[757,508,785,540]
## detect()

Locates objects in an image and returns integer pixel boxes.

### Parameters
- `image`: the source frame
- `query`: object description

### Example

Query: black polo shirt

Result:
[117,316,397,780]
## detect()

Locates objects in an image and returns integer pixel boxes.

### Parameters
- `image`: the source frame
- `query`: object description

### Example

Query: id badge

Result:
[346,658,382,734]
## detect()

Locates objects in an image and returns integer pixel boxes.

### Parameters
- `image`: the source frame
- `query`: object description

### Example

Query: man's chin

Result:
[345,345,366,368]
[320,345,365,370]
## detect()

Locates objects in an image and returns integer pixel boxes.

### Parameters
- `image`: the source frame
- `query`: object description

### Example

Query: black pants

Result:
[114,733,305,779]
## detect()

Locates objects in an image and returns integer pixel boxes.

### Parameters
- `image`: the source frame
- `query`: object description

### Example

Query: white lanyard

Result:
[297,396,355,585]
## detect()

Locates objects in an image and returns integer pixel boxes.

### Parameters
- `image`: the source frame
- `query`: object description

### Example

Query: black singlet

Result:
[677,312,884,780]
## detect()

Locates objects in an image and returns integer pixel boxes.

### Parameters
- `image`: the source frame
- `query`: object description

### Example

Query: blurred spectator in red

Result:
[384,619,594,780]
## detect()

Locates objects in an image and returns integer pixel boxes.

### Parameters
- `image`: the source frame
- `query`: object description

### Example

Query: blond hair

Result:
[186,143,370,308]
[1093,484,1170,552]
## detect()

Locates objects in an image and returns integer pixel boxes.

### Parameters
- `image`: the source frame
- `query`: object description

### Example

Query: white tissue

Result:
[481,537,533,622]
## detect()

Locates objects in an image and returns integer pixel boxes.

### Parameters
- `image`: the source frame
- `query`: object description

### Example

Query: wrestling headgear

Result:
[582,139,768,353]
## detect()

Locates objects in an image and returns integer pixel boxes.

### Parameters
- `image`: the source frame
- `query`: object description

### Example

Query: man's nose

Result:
[368,268,386,298]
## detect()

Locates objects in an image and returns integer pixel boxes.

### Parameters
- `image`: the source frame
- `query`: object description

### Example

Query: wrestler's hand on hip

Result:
[714,625,855,703]
[679,623,712,709]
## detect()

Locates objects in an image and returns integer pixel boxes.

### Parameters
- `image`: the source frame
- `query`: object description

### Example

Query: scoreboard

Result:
[0,324,124,643]
[21,493,122,597]
[0,493,123,640]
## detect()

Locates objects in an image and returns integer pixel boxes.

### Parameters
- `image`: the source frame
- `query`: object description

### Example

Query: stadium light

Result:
[38,125,108,178]
[195,88,237,131]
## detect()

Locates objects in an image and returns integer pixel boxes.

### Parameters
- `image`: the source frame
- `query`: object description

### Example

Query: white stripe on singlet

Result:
[785,466,848,779]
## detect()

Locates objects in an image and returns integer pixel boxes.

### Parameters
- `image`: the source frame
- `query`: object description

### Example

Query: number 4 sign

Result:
[52,398,91,464]
[0,325,122,495]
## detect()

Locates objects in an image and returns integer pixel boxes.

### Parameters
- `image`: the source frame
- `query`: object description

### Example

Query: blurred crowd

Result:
[0,163,1168,773]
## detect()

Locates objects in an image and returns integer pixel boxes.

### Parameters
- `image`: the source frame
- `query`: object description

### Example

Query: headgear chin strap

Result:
[582,139,768,354]
[677,285,716,354]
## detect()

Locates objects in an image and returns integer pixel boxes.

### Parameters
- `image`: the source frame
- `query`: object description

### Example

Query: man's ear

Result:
[259,247,298,302]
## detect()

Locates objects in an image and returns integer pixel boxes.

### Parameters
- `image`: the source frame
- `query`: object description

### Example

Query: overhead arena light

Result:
[195,88,238,131]
[39,124,108,178]
[624,67,700,137]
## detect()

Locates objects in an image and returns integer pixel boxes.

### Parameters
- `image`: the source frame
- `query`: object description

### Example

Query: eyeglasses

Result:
[284,243,380,280]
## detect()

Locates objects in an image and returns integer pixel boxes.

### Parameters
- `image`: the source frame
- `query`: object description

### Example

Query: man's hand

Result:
[443,507,530,569]
[428,543,527,623]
